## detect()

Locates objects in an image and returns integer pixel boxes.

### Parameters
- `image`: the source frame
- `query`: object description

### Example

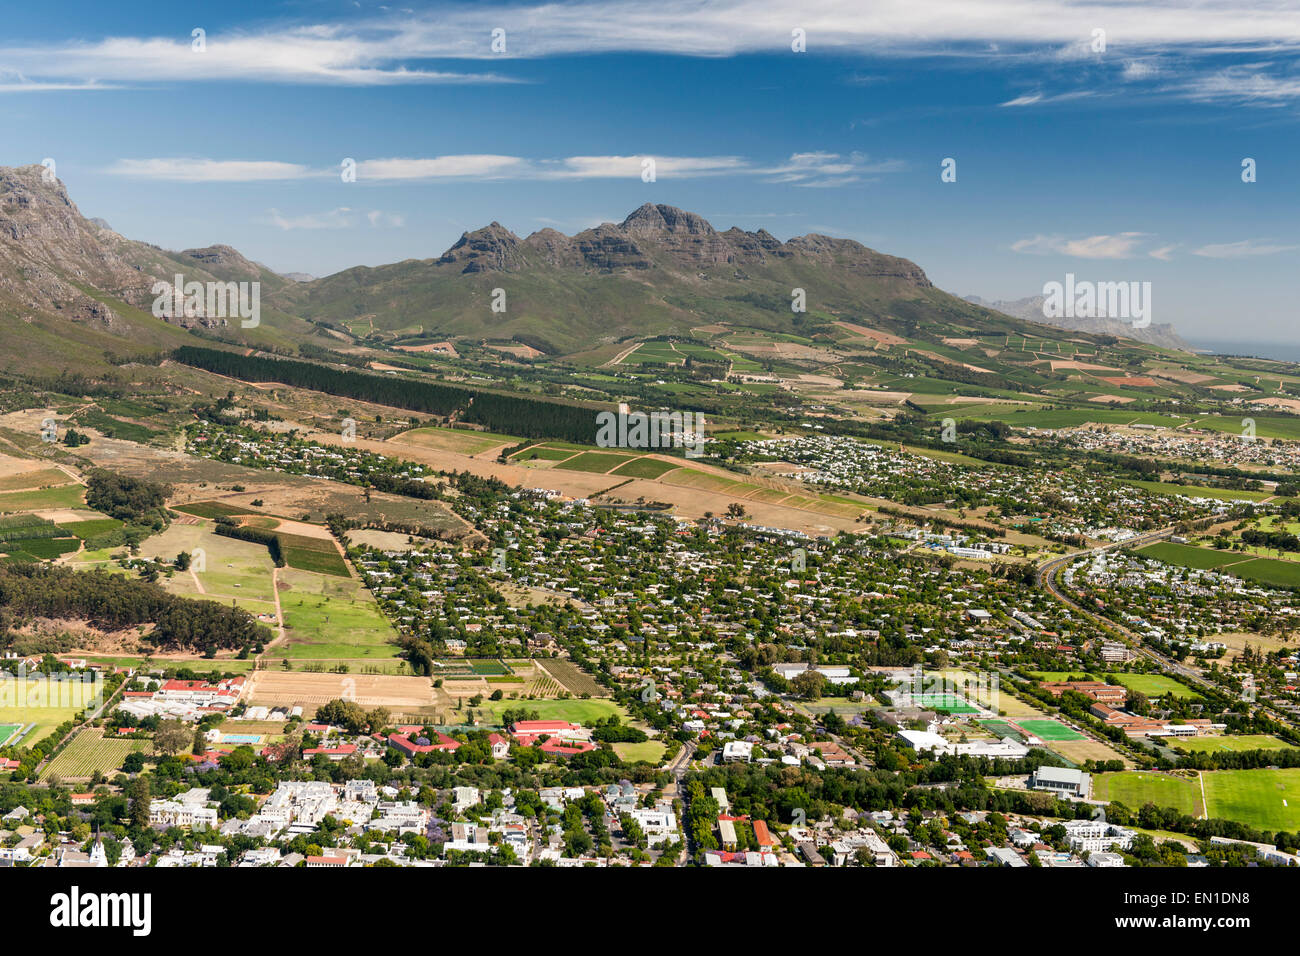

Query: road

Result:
[1036,528,1299,730]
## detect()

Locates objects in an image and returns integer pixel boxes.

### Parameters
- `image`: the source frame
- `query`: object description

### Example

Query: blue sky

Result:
[2,0,1298,343]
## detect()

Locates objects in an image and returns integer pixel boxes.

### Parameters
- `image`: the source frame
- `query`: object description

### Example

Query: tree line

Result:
[172,345,605,442]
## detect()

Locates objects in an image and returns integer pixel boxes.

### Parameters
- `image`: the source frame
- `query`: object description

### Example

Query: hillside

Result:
[276,203,1063,356]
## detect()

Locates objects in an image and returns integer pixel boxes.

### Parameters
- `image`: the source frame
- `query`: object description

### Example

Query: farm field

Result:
[274,568,399,660]
[131,520,279,613]
[247,670,434,715]
[537,659,607,697]
[0,484,86,512]
[40,728,151,782]
[390,425,522,456]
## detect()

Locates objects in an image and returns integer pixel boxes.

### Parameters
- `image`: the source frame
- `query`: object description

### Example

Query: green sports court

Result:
[1018,719,1085,741]
[912,694,979,714]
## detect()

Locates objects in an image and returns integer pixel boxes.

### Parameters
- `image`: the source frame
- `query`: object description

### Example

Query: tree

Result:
[791,669,827,700]
[125,777,150,831]
[154,720,192,756]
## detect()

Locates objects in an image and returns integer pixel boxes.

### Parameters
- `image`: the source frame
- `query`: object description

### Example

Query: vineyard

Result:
[40,729,152,782]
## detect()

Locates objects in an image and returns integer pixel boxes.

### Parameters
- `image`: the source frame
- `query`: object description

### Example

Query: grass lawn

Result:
[0,680,88,746]
[1136,541,1241,570]
[474,697,627,727]
[1111,673,1204,700]
[276,568,400,659]
[1096,768,1300,831]
[612,741,666,764]
[1203,768,1300,831]
[1094,771,1204,816]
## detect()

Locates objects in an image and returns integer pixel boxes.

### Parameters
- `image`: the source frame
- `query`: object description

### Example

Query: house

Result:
[487,733,511,760]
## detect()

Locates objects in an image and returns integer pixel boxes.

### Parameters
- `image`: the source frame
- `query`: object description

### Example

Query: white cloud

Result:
[268,207,406,229]
[108,158,311,181]
[1192,239,1297,258]
[1011,232,1150,259]
[2,2,1298,92]
[762,151,904,186]
[1175,67,1300,105]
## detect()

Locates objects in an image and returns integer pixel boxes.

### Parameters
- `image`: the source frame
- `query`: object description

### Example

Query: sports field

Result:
[1173,735,1295,754]
[0,723,21,746]
[1111,673,1203,700]
[913,694,979,714]
[1018,719,1085,741]
[1096,768,1300,831]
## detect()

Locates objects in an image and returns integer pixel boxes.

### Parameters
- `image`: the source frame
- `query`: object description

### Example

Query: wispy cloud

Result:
[2,1,1297,96]
[266,207,403,230]
[761,151,904,186]
[1192,239,1297,258]
[1011,232,1150,259]
[108,158,312,181]
[107,152,893,185]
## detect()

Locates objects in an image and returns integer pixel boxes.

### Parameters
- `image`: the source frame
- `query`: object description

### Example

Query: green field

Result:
[1136,541,1241,570]
[610,457,682,479]
[1124,479,1271,503]
[276,532,350,577]
[1096,768,1300,831]
[1173,735,1295,754]
[913,694,978,714]
[0,484,86,512]
[0,723,21,746]
[1137,541,1300,588]
[276,568,400,660]
[1111,673,1203,700]
[0,679,90,746]
[1018,719,1086,741]
[475,697,627,727]
[612,740,667,764]
[1094,771,1204,816]
[554,451,638,473]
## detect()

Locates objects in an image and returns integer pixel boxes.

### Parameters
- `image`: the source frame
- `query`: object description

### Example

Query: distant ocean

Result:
[1187,338,1300,363]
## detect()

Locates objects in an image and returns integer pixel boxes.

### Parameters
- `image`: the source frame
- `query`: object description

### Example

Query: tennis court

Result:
[913,694,979,714]
[219,733,264,745]
[979,719,1023,740]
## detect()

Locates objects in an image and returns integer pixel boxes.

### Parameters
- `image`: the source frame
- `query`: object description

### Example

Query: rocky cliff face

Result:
[428,202,936,282]
[0,165,156,328]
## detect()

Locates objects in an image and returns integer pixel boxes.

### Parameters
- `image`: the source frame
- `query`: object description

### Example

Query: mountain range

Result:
[0,163,1186,374]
